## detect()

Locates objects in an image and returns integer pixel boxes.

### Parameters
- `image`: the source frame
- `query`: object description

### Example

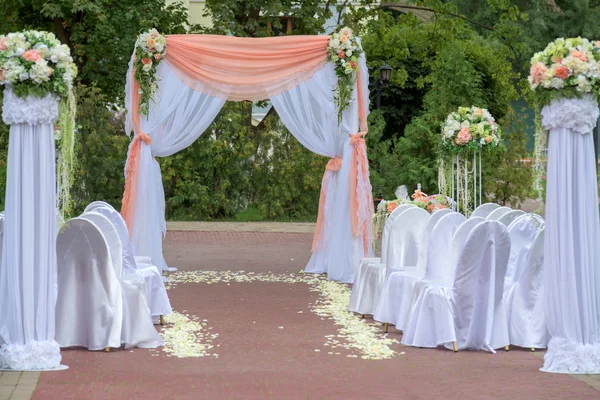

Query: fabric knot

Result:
[136,132,152,145]
[326,157,343,172]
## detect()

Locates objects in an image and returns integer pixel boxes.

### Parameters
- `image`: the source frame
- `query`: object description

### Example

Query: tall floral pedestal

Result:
[541,95,600,374]
[0,90,65,370]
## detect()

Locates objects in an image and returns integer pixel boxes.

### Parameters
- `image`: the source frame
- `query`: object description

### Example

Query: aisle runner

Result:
[163,271,397,360]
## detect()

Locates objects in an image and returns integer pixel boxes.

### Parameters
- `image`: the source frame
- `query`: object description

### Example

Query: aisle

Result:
[32,231,598,399]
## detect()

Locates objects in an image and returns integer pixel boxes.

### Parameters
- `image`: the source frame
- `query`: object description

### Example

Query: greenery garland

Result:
[55,89,77,220]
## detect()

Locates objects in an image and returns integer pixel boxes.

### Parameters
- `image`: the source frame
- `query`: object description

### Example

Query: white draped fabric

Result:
[124,48,371,283]
[0,90,62,370]
[541,95,600,374]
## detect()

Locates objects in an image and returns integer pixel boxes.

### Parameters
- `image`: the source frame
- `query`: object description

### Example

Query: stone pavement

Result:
[27,229,600,399]
[0,372,40,400]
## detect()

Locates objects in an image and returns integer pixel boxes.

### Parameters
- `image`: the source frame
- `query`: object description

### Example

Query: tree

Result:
[0,0,193,102]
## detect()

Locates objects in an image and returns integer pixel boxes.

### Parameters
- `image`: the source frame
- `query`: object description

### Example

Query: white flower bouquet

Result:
[0,30,77,99]
[134,29,167,115]
[529,37,600,105]
[328,27,363,123]
[441,106,501,154]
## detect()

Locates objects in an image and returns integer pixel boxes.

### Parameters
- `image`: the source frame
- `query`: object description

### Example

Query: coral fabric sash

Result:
[166,34,329,101]
[312,157,343,252]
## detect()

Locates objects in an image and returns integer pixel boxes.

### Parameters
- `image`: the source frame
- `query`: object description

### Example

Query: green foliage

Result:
[0,0,193,103]
[69,85,130,215]
[363,1,532,204]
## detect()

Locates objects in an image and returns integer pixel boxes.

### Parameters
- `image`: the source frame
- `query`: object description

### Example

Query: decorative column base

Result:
[0,340,67,371]
[541,337,600,374]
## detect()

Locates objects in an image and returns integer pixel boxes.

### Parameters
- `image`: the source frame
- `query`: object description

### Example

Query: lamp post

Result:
[374,63,393,109]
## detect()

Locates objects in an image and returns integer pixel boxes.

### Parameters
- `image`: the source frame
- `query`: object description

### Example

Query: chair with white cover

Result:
[471,203,500,219]
[83,202,172,270]
[373,208,456,328]
[486,206,511,221]
[402,220,511,352]
[498,210,526,227]
[503,214,545,291]
[349,207,429,315]
[356,204,416,277]
[85,206,172,320]
[55,218,123,350]
[504,220,550,349]
[56,217,163,350]
[373,212,466,330]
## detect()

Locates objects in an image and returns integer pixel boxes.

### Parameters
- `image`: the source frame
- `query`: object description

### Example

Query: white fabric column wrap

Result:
[541,95,600,374]
[0,89,62,370]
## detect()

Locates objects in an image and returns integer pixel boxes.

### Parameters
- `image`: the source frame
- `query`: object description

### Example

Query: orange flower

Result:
[572,50,588,62]
[154,53,162,61]
[437,204,445,209]
[485,136,493,144]
[555,65,569,79]
[341,36,348,44]
[349,60,357,69]
[147,38,156,48]
[387,201,398,213]
[426,204,434,212]
[22,50,41,62]
[0,38,8,51]
[141,58,152,65]
[0,69,4,81]
[338,51,346,59]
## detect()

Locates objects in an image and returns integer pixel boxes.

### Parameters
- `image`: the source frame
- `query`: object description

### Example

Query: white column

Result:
[541,95,600,373]
[0,89,63,370]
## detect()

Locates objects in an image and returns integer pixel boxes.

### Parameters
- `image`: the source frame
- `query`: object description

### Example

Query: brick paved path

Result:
[24,230,599,399]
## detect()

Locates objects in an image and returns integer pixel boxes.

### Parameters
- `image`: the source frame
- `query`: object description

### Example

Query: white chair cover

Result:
[385,208,430,275]
[85,207,172,319]
[506,230,549,349]
[504,214,545,291]
[374,211,466,329]
[56,218,163,350]
[402,221,511,352]
[55,218,123,350]
[356,204,415,277]
[498,210,526,227]
[348,206,421,315]
[471,203,500,218]
[486,206,511,221]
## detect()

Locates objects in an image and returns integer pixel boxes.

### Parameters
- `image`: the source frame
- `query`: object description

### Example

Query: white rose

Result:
[460,120,470,128]
[16,48,24,55]
[155,42,164,52]
[50,55,59,63]
[19,72,29,81]
[143,63,152,72]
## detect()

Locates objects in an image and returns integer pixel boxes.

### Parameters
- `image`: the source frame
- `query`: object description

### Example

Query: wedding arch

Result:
[121,30,374,284]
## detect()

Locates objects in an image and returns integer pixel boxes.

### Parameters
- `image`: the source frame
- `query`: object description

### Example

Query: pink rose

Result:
[338,51,346,59]
[141,58,152,65]
[555,65,569,80]
[572,50,588,62]
[530,62,547,84]
[22,50,41,62]
[426,204,434,212]
[0,38,8,51]
[154,53,162,61]
[349,60,357,69]
[455,127,472,145]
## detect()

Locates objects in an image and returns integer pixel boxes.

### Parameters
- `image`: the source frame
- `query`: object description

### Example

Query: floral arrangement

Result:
[441,106,501,154]
[328,27,363,123]
[529,37,600,106]
[371,185,451,239]
[0,31,76,99]
[134,29,166,115]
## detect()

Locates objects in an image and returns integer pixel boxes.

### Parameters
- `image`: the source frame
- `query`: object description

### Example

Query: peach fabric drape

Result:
[121,69,151,232]
[165,34,329,101]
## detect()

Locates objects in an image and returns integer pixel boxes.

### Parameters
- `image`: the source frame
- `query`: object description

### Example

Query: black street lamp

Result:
[374,63,393,109]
